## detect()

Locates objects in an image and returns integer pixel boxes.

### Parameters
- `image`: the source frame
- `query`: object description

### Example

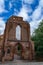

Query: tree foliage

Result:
[31,20,43,58]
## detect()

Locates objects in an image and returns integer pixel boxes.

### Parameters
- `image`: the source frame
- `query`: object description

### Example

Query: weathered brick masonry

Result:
[0,16,34,62]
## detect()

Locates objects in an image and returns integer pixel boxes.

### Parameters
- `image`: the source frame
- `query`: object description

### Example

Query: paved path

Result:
[0,59,43,65]
[0,54,43,65]
[0,61,43,65]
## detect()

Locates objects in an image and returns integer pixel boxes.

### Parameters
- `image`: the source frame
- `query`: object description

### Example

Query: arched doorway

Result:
[14,43,23,60]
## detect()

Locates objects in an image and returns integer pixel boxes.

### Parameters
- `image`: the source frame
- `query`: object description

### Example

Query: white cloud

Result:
[32,0,43,21]
[9,1,13,9]
[39,0,43,7]
[23,0,34,4]
[32,7,41,20]
[18,5,28,21]
[9,2,12,9]
[14,8,19,15]
[30,17,43,35]
[30,21,39,35]
[30,0,43,35]
[14,0,43,35]
[0,0,43,36]
[0,18,5,35]
[17,0,43,35]
[18,5,33,21]
[0,0,8,13]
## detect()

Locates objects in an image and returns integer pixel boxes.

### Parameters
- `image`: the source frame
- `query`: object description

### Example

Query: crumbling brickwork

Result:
[0,16,34,62]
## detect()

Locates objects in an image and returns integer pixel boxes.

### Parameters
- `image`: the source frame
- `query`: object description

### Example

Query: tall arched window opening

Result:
[16,25,21,40]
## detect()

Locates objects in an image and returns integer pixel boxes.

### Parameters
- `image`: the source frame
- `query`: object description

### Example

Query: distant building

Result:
[0,16,34,62]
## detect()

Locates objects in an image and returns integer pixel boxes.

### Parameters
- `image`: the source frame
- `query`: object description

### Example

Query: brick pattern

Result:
[0,16,34,62]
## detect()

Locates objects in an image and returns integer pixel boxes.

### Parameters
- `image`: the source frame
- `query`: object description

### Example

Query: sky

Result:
[0,0,43,35]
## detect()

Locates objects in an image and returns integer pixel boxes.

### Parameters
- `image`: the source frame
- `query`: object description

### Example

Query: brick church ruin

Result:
[0,16,34,62]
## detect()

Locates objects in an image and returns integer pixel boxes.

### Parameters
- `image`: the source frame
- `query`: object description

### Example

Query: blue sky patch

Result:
[0,0,43,35]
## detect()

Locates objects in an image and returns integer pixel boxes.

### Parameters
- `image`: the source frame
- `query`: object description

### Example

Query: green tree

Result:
[31,20,43,58]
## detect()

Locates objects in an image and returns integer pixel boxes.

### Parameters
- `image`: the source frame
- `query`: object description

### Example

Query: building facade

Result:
[0,16,34,62]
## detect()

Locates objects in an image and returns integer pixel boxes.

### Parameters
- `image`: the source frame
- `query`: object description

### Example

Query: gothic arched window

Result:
[16,25,21,40]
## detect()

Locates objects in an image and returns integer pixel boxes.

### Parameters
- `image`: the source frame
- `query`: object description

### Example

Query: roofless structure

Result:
[0,16,34,62]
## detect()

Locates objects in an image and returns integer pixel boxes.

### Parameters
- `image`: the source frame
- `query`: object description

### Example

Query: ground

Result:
[0,52,43,65]
[0,60,43,65]
[0,56,43,65]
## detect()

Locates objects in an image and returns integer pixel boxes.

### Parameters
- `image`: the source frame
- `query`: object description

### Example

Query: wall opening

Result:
[16,25,21,40]
[7,48,10,54]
